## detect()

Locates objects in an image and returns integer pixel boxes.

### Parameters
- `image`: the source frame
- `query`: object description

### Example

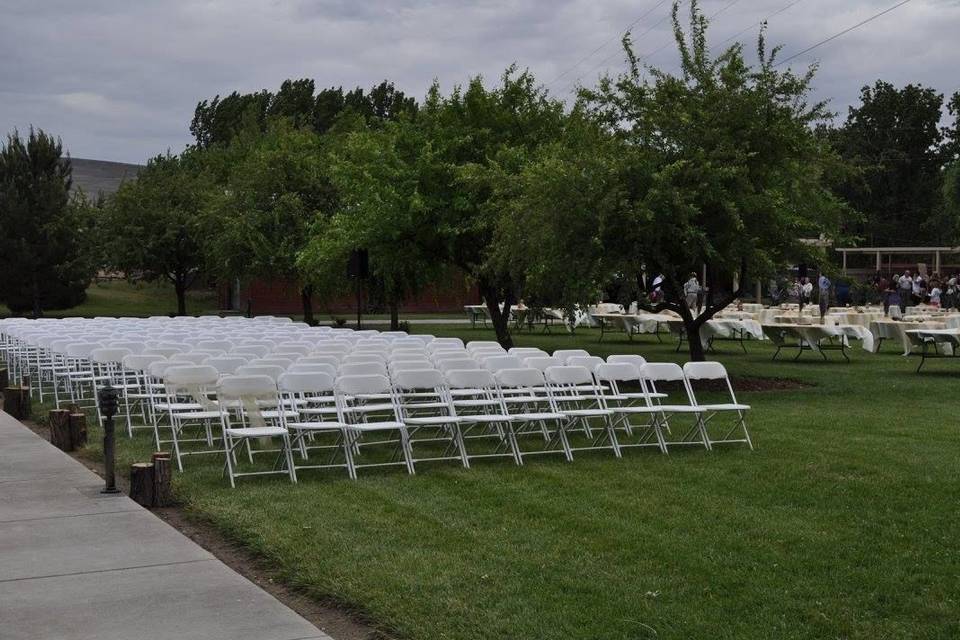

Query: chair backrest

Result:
[287,363,337,377]
[389,348,428,360]
[343,353,388,364]
[105,341,146,355]
[90,347,133,364]
[392,368,446,391]
[65,342,101,358]
[544,365,593,386]
[483,355,524,372]
[192,348,227,358]
[428,337,464,351]
[466,340,503,354]
[495,367,545,389]
[123,354,165,373]
[607,354,647,368]
[445,368,498,390]
[642,362,685,382]
[236,344,271,358]
[683,361,738,404]
[566,355,605,371]
[164,364,220,386]
[249,357,294,370]
[391,338,428,350]
[235,364,286,381]
[340,361,388,376]
[195,340,234,352]
[335,373,392,397]
[169,353,210,365]
[390,360,434,372]
[218,374,277,400]
[205,357,249,376]
[148,360,177,379]
[278,371,335,394]
[594,362,641,383]
[552,349,590,364]
[508,347,548,357]
[437,358,481,372]
[523,356,562,372]
[142,347,183,359]
[274,343,313,355]
[299,355,341,368]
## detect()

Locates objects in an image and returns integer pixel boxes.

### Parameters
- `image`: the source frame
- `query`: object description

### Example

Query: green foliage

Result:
[190,79,417,148]
[103,151,212,315]
[829,81,956,245]
[0,128,96,315]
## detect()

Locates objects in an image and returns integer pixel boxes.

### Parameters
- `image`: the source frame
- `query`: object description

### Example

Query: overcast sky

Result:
[1,0,957,164]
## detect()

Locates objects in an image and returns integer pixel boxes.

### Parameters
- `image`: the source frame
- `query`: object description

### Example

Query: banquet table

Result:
[762,323,872,362]
[592,312,673,341]
[869,320,947,355]
[904,328,960,371]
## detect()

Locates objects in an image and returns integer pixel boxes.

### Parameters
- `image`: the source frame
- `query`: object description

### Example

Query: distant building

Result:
[68,157,142,198]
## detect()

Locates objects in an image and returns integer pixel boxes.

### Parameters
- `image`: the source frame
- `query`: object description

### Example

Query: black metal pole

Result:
[356,277,363,330]
[98,383,120,494]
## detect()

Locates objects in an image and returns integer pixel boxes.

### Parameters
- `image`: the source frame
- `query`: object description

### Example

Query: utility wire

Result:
[775,0,915,67]
[710,0,805,51]
[545,0,673,87]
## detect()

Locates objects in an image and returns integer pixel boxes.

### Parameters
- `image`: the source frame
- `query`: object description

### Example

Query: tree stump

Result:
[68,412,88,449]
[152,452,173,507]
[0,368,8,394]
[3,387,31,420]
[129,463,155,507]
[49,409,73,451]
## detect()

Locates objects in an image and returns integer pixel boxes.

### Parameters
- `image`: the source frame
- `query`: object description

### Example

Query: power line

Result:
[562,0,743,94]
[545,0,673,88]
[710,0,805,52]
[775,0,915,67]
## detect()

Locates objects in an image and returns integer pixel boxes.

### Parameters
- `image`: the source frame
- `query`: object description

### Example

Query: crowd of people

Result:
[874,271,960,313]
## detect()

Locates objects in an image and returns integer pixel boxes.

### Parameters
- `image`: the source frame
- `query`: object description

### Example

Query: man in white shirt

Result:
[898,271,913,313]
[817,273,831,319]
[683,273,700,312]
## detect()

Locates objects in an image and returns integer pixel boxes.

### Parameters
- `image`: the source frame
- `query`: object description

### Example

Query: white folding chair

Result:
[161,365,226,471]
[392,369,468,468]
[642,363,709,450]
[594,363,667,453]
[544,365,620,458]
[552,349,590,364]
[495,368,572,463]
[445,368,520,465]
[278,371,349,471]
[682,361,753,450]
[218,375,297,487]
[335,374,415,478]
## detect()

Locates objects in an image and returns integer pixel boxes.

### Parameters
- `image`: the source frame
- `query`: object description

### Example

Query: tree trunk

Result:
[68,411,88,449]
[49,409,73,451]
[684,318,707,362]
[479,280,514,350]
[129,463,155,507]
[152,452,173,507]
[301,285,315,325]
[3,386,31,420]
[389,299,400,331]
[174,277,187,316]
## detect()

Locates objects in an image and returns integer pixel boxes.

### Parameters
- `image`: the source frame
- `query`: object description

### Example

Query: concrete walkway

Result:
[0,411,331,640]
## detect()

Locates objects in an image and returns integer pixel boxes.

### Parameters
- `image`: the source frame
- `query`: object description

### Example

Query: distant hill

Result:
[69,157,143,197]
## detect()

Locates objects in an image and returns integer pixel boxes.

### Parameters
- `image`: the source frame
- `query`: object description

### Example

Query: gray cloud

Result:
[1,0,957,163]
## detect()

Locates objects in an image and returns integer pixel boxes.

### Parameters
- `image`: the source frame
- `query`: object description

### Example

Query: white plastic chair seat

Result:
[655,405,706,413]
[404,415,460,425]
[300,406,339,415]
[615,391,668,400]
[453,398,502,407]
[458,413,511,423]
[561,408,614,417]
[348,421,406,431]
[175,410,227,420]
[156,402,204,411]
[259,409,299,419]
[286,421,346,431]
[697,402,751,411]
[224,426,288,438]
[511,411,566,422]
[607,405,662,414]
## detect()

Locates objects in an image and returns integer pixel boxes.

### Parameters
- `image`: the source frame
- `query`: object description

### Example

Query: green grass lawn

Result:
[0,280,219,318]
[74,326,960,639]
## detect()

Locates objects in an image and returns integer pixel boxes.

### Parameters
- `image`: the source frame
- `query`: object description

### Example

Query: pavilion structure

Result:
[835,246,960,277]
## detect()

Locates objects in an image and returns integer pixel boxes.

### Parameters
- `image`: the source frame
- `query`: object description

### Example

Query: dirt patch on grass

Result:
[18,416,389,640]
[725,376,813,392]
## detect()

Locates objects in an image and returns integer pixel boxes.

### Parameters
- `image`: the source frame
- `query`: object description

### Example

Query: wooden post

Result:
[49,409,73,451]
[152,452,173,507]
[68,411,88,450]
[3,386,31,420]
[129,463,155,507]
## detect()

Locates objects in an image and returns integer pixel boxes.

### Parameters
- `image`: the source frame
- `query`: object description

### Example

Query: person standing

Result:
[683,273,700,312]
[800,277,813,312]
[898,270,913,313]
[818,273,831,320]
